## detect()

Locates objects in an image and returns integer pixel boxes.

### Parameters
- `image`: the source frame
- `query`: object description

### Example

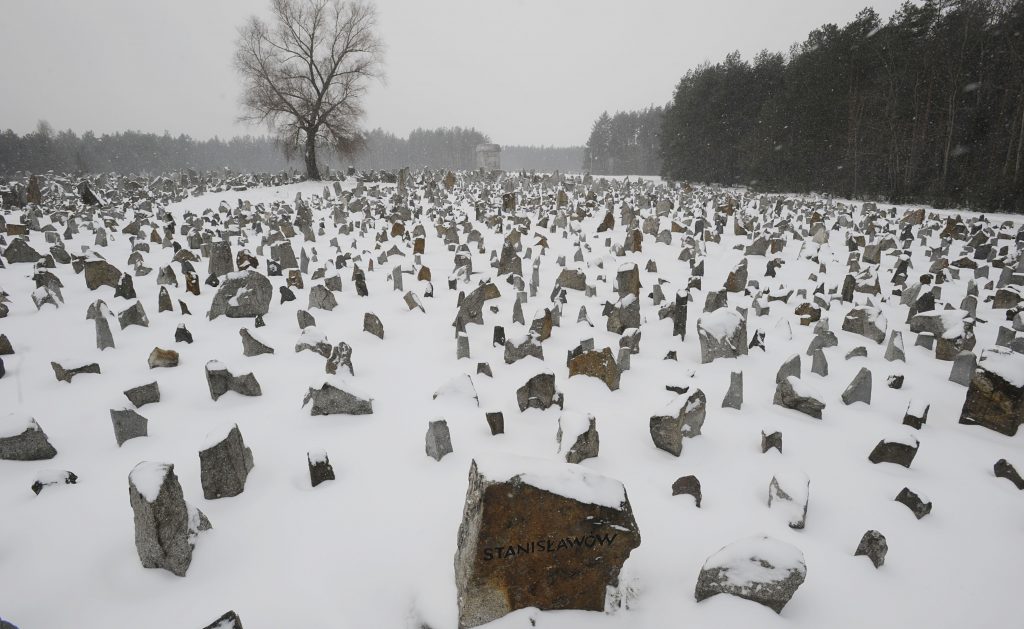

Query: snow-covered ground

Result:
[0,178,1022,628]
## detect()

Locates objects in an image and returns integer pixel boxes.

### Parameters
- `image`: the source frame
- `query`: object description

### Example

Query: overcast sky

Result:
[0,0,907,147]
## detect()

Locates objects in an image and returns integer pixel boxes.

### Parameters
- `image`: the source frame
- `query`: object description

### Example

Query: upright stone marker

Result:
[455,457,641,628]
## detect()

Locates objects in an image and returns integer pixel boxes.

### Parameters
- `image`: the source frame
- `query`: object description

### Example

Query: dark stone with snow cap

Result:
[207,270,272,319]
[695,535,806,613]
[128,461,211,576]
[505,332,543,364]
[110,408,148,446]
[649,390,706,456]
[454,457,641,628]
[855,530,887,568]
[307,450,335,487]
[0,414,57,460]
[515,372,564,412]
[868,435,919,467]
[199,424,254,499]
[303,382,373,415]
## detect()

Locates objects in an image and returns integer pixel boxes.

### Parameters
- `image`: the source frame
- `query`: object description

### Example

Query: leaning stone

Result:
[855,530,887,568]
[774,377,825,419]
[425,419,454,461]
[958,348,1024,436]
[110,408,148,446]
[868,434,919,467]
[363,312,384,339]
[841,367,872,405]
[671,475,701,507]
[199,424,254,499]
[31,469,78,495]
[769,471,810,529]
[454,457,641,628]
[147,347,179,369]
[776,354,800,383]
[128,461,211,576]
[303,381,373,415]
[51,361,100,383]
[515,372,564,412]
[994,459,1024,490]
[557,411,599,463]
[308,450,335,487]
[694,536,806,614]
[894,487,931,519]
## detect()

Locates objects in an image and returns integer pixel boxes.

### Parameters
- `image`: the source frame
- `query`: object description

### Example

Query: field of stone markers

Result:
[0,170,1022,629]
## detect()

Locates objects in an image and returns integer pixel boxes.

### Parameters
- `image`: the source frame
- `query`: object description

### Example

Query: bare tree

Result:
[235,0,384,179]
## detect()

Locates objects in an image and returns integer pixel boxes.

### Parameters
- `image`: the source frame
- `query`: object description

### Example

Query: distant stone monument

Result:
[475,143,501,170]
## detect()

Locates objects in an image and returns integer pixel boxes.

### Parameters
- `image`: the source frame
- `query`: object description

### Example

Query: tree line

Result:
[583,107,663,176]
[0,123,579,176]
[588,0,1024,212]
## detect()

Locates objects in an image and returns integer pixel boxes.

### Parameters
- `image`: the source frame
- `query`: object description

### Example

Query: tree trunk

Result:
[304,129,321,180]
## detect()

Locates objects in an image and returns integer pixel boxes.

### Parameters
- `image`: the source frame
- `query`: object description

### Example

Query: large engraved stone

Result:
[959,348,1024,436]
[454,457,641,628]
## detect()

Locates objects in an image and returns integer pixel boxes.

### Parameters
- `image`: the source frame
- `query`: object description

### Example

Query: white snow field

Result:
[0,176,1022,629]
